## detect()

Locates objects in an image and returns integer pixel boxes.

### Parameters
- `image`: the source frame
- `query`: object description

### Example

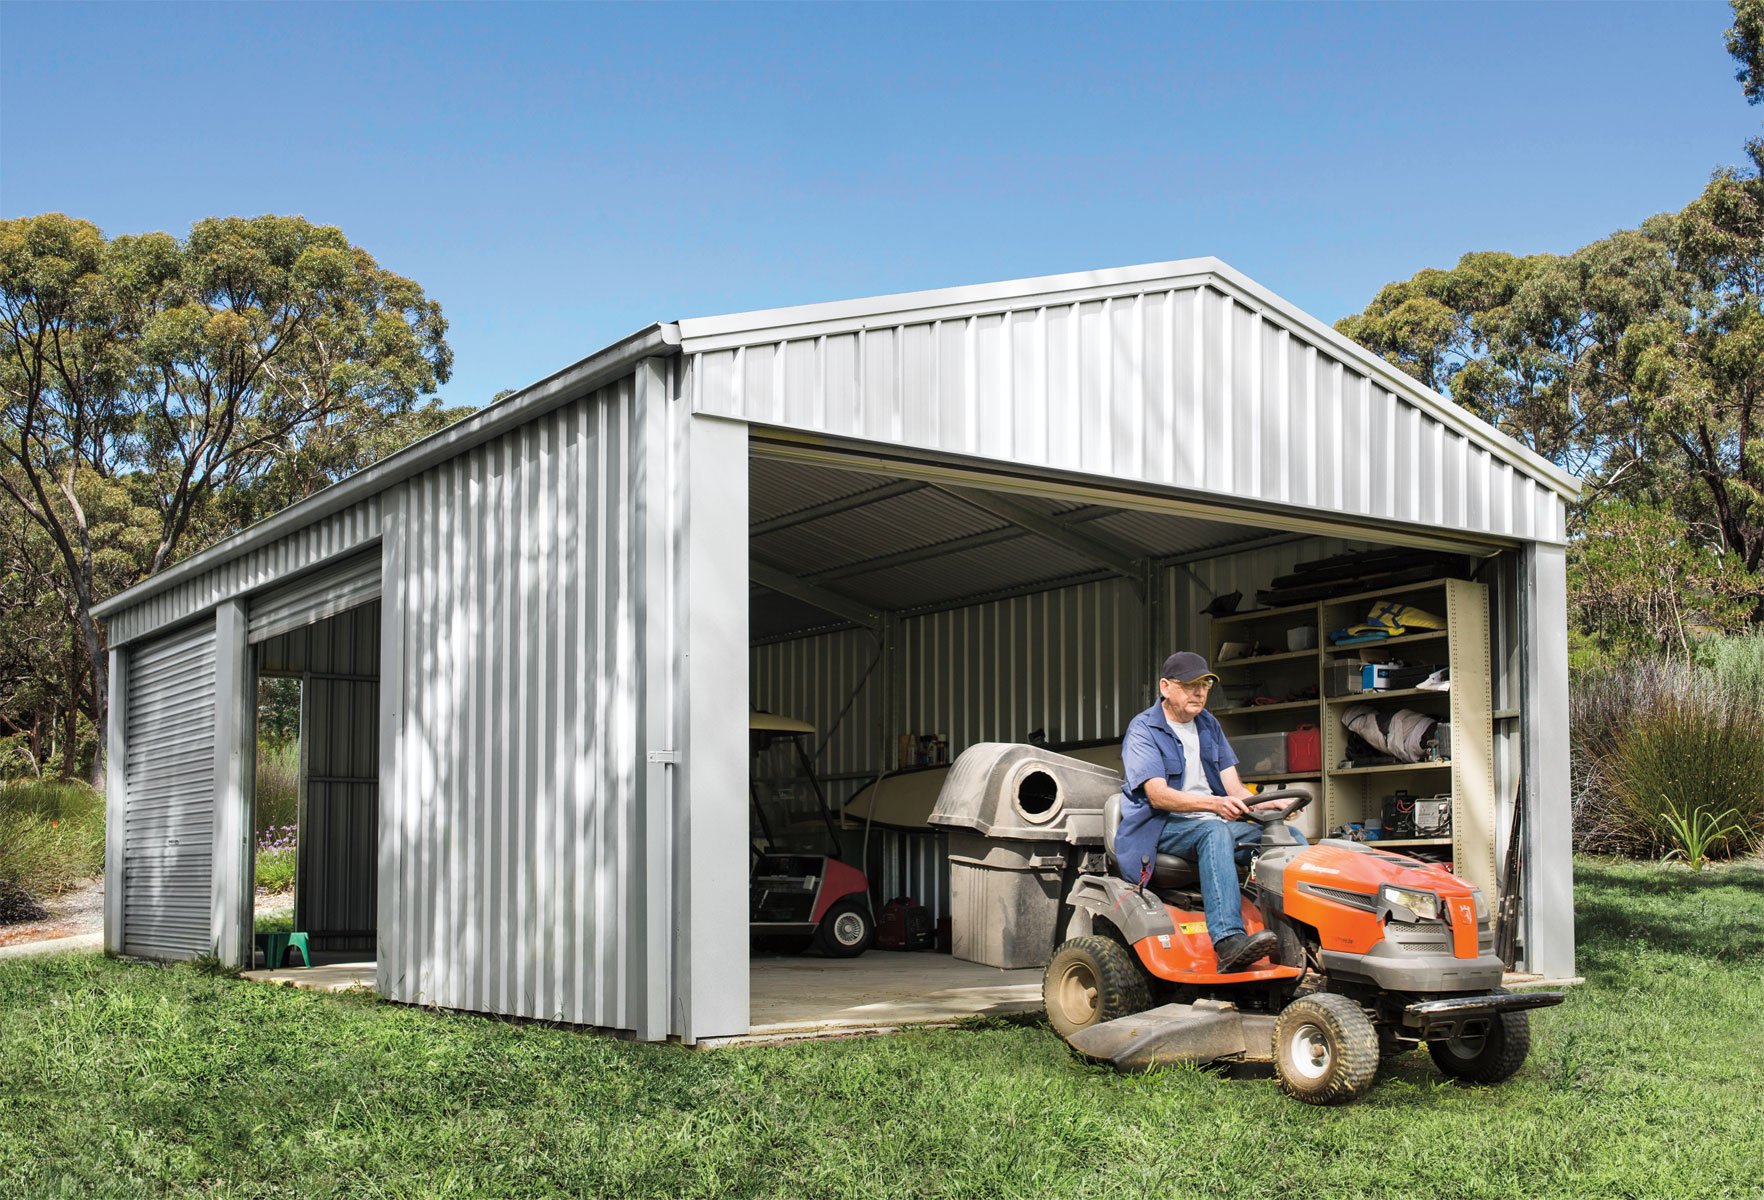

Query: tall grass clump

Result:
[0,780,105,922]
[254,736,299,834]
[1571,656,1764,862]
[1694,629,1764,708]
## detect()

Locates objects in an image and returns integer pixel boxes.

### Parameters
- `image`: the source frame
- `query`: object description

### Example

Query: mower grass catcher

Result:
[934,745,1563,1106]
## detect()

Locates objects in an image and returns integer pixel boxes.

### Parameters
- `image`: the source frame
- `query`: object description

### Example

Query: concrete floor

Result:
[241,959,376,992]
[742,951,1042,1040]
[237,950,1043,1038]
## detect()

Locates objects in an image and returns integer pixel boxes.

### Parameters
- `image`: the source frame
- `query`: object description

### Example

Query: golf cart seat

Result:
[1102,794,1250,891]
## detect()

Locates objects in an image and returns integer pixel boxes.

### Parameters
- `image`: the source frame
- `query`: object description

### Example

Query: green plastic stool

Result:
[255,931,312,969]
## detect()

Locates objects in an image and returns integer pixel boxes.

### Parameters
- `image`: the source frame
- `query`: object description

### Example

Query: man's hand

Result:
[1213,795,1252,819]
[1250,797,1292,813]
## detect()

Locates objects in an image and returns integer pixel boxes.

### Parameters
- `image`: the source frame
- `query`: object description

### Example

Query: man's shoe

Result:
[1213,930,1278,974]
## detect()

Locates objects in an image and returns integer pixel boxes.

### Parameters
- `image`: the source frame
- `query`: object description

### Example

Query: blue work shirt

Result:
[1116,702,1240,883]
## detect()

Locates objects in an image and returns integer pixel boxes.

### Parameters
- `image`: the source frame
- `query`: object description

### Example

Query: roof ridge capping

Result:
[675,257,1580,502]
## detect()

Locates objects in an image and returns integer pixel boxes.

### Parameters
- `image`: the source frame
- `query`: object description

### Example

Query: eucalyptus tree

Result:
[0,213,453,779]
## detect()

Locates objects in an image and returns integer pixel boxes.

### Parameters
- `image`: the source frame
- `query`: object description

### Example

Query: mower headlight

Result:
[1472,889,1489,921]
[1379,884,1441,922]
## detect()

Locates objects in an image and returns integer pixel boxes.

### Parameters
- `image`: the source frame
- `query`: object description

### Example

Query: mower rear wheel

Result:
[1272,993,1379,1105]
[1428,1008,1531,1084]
[814,898,874,958]
[1043,936,1151,1039]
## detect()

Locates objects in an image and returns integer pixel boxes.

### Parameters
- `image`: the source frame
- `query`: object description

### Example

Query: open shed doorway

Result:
[743,442,1521,1038]
[247,601,380,977]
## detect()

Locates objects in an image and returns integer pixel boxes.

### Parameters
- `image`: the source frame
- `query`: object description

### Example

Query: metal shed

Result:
[93,259,1579,1044]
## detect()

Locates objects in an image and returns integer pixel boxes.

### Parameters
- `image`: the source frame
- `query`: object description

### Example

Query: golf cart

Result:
[930,743,1562,1105]
[749,712,874,957]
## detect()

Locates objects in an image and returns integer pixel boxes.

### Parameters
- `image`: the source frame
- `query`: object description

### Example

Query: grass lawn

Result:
[2,858,1761,1199]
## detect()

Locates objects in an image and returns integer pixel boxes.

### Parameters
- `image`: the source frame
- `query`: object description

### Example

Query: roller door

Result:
[122,619,217,959]
[248,550,381,643]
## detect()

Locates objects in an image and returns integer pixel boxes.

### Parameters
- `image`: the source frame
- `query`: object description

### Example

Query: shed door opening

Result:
[743,444,1516,1035]
[250,599,381,968]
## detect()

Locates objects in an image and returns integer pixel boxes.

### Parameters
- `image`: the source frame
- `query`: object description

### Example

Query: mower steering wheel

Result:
[1243,787,1313,825]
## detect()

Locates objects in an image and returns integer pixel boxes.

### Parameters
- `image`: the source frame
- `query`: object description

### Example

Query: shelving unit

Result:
[1208,577,1497,896]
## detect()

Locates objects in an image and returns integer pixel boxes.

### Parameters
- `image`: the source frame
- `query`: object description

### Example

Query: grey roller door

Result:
[122,620,217,960]
[248,550,381,643]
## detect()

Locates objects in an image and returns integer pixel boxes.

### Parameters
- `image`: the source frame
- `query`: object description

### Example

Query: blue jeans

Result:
[1156,817,1309,944]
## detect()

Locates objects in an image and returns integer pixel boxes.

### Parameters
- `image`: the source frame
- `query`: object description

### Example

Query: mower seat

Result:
[1103,794,1205,889]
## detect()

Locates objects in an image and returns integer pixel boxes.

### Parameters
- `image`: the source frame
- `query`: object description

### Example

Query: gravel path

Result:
[0,879,296,949]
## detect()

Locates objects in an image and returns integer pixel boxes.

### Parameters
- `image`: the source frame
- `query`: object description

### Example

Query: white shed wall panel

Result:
[380,378,642,1029]
[122,619,217,960]
[106,498,383,647]
[690,284,1566,545]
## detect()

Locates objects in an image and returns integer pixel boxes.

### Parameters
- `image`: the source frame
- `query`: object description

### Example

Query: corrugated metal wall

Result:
[107,498,382,647]
[689,282,1566,545]
[122,620,217,960]
[380,377,643,1028]
[259,603,382,956]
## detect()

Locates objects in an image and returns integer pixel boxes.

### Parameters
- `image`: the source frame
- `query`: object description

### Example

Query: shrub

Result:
[0,780,105,920]
[255,824,297,893]
[1695,630,1764,708]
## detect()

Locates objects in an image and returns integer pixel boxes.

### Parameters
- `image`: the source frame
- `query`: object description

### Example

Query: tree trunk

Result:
[76,600,108,790]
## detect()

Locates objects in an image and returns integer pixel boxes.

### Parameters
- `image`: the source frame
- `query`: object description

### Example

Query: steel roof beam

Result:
[930,484,1145,583]
[749,479,927,536]
[749,560,885,630]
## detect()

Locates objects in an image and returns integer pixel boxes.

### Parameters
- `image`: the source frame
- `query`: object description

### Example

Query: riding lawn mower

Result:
[930,744,1563,1105]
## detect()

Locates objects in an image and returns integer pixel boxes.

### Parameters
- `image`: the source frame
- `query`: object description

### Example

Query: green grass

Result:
[3,858,1762,1198]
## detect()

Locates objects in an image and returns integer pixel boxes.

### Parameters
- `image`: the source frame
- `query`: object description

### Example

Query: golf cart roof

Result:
[749,711,816,735]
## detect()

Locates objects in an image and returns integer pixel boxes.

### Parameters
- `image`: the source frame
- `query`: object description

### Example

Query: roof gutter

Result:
[94,322,682,621]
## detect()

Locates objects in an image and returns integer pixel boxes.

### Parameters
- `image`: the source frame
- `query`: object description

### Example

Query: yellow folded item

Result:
[1346,600,1445,637]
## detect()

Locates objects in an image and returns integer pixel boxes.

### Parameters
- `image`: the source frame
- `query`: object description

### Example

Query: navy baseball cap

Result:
[1160,651,1218,684]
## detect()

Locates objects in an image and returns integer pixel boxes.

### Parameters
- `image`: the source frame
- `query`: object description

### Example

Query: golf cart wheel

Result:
[1428,1005,1531,1084]
[1273,993,1379,1105]
[814,898,874,958]
[1042,936,1151,1039]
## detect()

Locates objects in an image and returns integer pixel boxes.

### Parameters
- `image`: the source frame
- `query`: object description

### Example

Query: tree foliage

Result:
[0,214,461,779]
[1338,6,1764,639]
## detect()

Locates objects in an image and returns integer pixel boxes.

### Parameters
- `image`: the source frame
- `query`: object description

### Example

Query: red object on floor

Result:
[874,896,935,950]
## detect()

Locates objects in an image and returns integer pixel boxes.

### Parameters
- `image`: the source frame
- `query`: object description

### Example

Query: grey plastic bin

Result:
[929,743,1118,969]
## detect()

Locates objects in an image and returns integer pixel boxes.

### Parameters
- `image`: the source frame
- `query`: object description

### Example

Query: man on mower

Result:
[1117,650,1308,974]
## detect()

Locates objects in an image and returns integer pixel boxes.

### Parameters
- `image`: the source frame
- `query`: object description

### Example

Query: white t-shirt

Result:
[1165,714,1222,822]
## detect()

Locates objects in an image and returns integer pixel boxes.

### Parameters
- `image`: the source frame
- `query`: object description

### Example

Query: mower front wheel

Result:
[1043,936,1151,1039]
[1273,993,1379,1105]
[1428,1008,1531,1084]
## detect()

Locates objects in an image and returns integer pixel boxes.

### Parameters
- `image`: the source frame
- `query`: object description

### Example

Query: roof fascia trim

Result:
[95,322,681,620]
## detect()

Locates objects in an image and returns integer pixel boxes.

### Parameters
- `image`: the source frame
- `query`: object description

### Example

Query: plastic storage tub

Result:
[1233,732,1288,776]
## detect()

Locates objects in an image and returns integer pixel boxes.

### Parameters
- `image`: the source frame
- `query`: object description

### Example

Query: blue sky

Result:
[3,1,1756,410]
